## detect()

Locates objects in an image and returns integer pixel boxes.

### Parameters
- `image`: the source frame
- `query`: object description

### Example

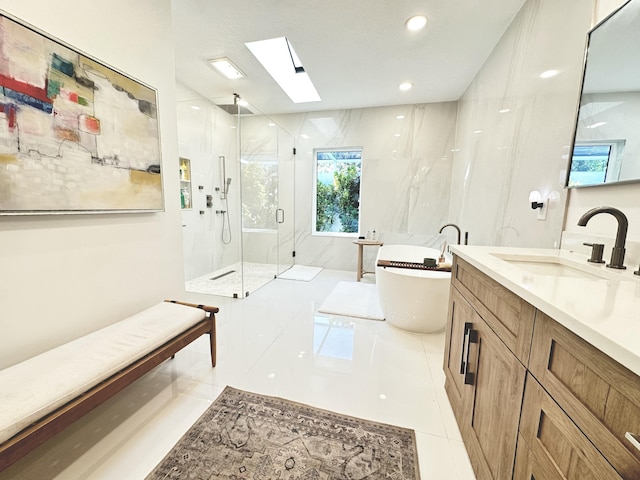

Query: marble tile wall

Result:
[176,83,241,281]
[268,102,458,271]
[448,0,594,249]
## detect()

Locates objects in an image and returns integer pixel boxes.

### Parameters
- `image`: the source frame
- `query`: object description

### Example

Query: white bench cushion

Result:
[0,302,206,445]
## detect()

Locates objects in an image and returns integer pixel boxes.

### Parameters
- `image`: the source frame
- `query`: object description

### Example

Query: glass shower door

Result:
[239,114,279,295]
[276,127,295,276]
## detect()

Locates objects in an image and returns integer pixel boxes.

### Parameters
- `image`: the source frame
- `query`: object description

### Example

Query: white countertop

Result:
[450,245,640,377]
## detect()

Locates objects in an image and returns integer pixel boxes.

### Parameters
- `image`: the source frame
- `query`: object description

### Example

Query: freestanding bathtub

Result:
[375,245,451,334]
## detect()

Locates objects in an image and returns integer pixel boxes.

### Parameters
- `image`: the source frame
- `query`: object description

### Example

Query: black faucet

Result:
[439,223,461,245]
[577,207,628,269]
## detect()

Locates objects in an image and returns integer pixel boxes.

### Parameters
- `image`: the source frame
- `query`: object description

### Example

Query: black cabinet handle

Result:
[460,322,472,374]
[464,328,479,385]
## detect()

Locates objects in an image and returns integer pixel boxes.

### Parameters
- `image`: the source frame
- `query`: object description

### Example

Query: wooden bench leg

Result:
[209,313,217,367]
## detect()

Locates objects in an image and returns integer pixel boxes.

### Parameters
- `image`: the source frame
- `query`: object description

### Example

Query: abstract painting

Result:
[0,13,163,214]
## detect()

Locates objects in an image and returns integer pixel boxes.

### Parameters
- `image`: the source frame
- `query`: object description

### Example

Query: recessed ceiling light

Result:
[473,130,483,134]
[587,121,607,129]
[190,105,200,110]
[300,134,309,139]
[208,58,245,79]
[268,122,276,127]
[399,82,413,91]
[394,133,401,137]
[405,15,428,31]
[246,37,321,103]
[539,69,559,79]
[498,108,510,113]
[396,115,405,120]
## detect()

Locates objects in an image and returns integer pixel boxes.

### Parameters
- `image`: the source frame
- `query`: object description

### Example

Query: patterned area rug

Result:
[146,386,420,479]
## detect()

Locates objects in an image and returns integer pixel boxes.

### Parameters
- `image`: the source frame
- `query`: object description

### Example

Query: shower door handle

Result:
[276,208,285,224]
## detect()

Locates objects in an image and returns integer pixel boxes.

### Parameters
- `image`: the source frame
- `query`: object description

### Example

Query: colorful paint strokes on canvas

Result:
[0,14,163,213]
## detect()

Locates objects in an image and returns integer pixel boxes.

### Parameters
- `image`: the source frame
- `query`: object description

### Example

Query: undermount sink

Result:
[491,253,609,280]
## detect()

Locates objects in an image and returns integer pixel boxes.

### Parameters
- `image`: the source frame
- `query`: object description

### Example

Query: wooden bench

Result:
[0,299,218,472]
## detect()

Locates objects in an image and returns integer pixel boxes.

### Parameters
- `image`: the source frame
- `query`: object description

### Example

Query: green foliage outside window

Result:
[333,164,360,232]
[315,150,361,234]
[315,181,337,231]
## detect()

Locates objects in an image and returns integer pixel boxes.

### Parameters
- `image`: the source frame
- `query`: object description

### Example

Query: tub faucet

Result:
[439,223,462,245]
[577,206,628,269]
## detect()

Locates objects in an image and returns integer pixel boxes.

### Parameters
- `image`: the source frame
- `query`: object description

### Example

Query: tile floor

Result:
[1,269,475,480]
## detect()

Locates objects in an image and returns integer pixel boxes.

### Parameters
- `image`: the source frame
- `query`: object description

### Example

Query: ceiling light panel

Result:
[209,58,245,79]
[245,37,321,104]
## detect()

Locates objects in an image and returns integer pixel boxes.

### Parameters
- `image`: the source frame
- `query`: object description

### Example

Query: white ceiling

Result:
[171,0,527,115]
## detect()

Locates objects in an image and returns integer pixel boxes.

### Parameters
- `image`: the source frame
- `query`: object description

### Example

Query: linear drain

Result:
[210,270,235,281]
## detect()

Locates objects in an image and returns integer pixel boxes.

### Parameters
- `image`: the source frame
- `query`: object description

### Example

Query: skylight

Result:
[245,37,321,104]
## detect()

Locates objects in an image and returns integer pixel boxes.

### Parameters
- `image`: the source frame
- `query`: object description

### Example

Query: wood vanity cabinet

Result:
[444,255,640,479]
[527,312,640,478]
[444,257,534,479]
[514,374,622,479]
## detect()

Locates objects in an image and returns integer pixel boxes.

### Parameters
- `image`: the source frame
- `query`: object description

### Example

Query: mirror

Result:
[567,0,640,188]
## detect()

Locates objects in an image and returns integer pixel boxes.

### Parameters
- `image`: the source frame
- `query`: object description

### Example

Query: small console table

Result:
[353,239,384,281]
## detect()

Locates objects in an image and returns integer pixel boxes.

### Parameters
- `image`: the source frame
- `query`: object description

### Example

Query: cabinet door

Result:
[514,374,621,480]
[464,314,527,480]
[530,312,640,478]
[452,257,535,364]
[444,286,479,426]
[444,285,527,480]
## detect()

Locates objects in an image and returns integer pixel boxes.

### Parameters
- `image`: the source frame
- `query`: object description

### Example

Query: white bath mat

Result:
[277,265,323,282]
[319,281,385,321]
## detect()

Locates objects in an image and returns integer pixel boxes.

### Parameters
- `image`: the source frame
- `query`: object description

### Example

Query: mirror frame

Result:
[565,0,640,189]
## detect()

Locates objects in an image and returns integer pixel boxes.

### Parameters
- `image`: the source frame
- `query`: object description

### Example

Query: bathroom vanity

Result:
[444,246,640,479]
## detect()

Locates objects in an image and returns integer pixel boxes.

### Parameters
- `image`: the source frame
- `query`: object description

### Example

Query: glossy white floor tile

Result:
[1,269,475,479]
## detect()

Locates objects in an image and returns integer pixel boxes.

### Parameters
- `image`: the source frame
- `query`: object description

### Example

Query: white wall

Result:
[0,0,183,369]
[448,0,594,249]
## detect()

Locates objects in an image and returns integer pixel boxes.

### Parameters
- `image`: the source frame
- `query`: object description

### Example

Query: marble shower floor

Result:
[1,269,476,479]
[185,261,280,297]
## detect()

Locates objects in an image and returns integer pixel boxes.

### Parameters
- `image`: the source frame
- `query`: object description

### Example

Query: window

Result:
[568,140,625,187]
[313,148,362,235]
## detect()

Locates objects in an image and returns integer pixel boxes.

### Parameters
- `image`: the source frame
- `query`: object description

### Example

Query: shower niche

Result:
[177,93,295,298]
[179,157,192,209]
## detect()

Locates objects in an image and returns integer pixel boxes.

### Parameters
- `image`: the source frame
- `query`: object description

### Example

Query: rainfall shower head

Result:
[216,103,253,115]
[217,94,253,115]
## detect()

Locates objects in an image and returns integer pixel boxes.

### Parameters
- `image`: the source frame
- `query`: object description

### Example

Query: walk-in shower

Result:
[177,92,295,298]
